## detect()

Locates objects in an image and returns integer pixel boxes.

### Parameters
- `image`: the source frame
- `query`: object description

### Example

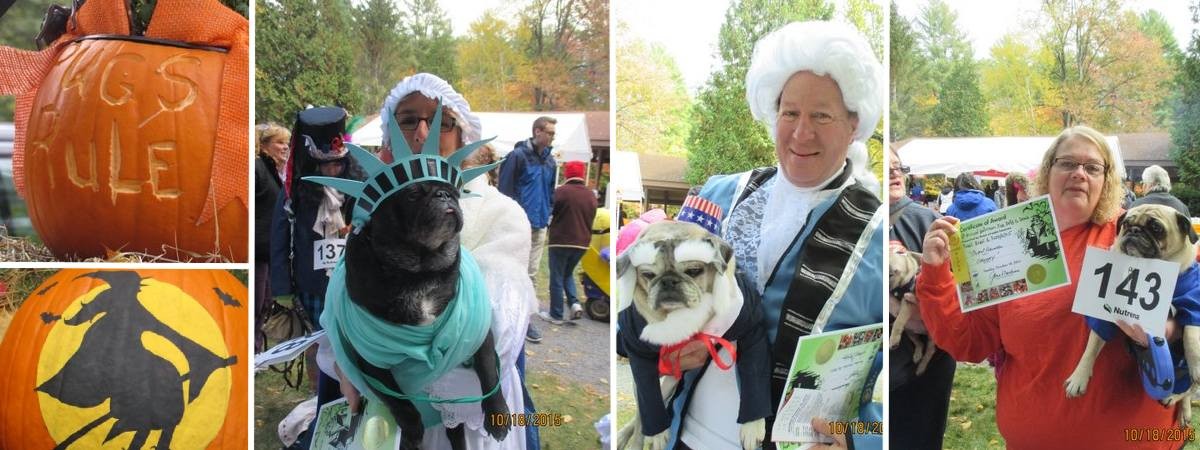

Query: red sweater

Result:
[916,220,1179,449]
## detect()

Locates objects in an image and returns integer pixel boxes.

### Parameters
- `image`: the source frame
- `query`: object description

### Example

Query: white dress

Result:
[422,177,535,449]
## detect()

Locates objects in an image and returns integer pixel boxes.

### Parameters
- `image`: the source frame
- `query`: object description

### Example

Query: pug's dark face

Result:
[365,182,462,270]
[1116,204,1198,267]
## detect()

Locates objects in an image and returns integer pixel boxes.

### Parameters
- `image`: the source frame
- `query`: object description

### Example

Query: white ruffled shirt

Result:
[755,164,850,293]
[317,177,534,449]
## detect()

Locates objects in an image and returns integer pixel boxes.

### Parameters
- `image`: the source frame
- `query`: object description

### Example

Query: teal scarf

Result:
[321,247,494,427]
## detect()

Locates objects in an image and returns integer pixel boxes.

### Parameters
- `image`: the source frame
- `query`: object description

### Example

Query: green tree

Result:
[1170,1,1200,212]
[915,0,972,89]
[615,29,691,157]
[914,0,986,136]
[684,0,836,185]
[352,0,409,114]
[255,0,362,125]
[456,11,529,110]
[889,1,931,140]
[931,59,989,136]
[401,0,458,85]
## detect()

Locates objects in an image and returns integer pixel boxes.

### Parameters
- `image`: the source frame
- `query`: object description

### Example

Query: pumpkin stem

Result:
[127,0,156,35]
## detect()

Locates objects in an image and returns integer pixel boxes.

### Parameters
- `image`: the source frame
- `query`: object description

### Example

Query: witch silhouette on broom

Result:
[36,271,238,450]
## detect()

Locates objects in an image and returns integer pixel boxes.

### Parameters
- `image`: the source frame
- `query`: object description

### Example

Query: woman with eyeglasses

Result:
[298,73,537,450]
[916,125,1179,448]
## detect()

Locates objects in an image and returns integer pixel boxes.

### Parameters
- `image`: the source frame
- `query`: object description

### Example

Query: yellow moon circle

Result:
[35,278,232,449]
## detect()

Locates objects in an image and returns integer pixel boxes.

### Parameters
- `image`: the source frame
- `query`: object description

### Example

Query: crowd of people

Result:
[253,73,604,449]
[892,128,1199,449]
[245,17,1200,450]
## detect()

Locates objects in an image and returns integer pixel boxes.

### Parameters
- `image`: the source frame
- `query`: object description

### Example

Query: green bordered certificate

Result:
[771,323,883,447]
[948,195,1070,312]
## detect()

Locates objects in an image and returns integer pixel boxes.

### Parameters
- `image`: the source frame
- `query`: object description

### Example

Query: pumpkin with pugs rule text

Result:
[0,0,249,261]
[0,269,247,450]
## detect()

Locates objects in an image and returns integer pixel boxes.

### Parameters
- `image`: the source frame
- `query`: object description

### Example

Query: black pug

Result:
[342,181,508,450]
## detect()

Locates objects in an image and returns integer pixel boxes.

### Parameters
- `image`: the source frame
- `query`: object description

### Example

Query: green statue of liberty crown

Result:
[303,100,502,230]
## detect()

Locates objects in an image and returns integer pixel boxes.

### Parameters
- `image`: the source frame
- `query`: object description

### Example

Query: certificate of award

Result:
[772,324,883,447]
[948,195,1070,312]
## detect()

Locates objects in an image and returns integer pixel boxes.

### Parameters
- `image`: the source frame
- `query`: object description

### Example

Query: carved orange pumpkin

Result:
[0,269,247,449]
[23,37,247,261]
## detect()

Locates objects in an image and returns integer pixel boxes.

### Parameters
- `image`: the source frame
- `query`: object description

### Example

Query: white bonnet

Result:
[380,73,482,145]
[745,21,883,143]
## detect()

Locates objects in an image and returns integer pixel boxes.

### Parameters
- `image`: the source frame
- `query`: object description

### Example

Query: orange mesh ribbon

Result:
[657,332,738,380]
[0,0,247,225]
[148,0,249,224]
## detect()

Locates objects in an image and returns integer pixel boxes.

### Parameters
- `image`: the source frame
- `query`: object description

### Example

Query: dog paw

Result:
[646,430,669,450]
[889,333,902,349]
[1180,400,1194,427]
[483,416,510,442]
[1064,372,1090,398]
[740,419,766,450]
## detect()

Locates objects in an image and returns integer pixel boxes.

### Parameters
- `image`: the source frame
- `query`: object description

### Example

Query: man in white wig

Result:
[659,21,885,450]
[315,73,539,449]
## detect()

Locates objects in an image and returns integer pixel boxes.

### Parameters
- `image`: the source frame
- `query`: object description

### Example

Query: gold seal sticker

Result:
[1027,263,1047,285]
[814,338,837,365]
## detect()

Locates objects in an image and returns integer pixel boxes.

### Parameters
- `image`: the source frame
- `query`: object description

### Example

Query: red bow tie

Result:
[657,332,738,379]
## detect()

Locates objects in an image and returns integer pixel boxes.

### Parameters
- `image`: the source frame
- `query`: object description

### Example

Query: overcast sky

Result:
[614,0,733,95]
[892,0,1199,60]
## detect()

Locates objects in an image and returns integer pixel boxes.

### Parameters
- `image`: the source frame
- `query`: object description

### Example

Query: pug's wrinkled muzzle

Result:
[1120,227,1162,259]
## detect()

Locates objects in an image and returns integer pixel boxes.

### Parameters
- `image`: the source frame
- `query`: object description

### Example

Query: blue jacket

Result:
[498,139,556,229]
[946,189,997,221]
[674,169,884,449]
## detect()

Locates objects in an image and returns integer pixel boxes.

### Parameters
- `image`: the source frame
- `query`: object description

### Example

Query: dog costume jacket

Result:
[683,163,884,449]
[321,248,492,428]
[616,272,772,438]
[917,221,1178,449]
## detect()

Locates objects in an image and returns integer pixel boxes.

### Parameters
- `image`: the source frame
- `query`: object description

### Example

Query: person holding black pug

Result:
[308,73,538,450]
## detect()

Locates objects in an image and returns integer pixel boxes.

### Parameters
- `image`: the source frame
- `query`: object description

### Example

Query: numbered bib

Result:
[314,238,347,270]
[1072,247,1180,337]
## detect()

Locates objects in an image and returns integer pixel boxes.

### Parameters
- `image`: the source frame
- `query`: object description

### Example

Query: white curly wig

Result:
[380,73,481,146]
[746,21,884,189]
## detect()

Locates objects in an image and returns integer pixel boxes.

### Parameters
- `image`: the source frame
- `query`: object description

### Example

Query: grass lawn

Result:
[946,364,1200,449]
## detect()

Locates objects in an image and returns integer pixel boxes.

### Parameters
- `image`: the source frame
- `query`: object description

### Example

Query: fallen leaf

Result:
[960,421,972,430]
[531,384,541,389]
[563,415,574,424]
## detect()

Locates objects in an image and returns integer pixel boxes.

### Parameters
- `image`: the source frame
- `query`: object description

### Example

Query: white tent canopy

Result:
[611,150,644,202]
[898,136,1127,179]
[349,112,593,162]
